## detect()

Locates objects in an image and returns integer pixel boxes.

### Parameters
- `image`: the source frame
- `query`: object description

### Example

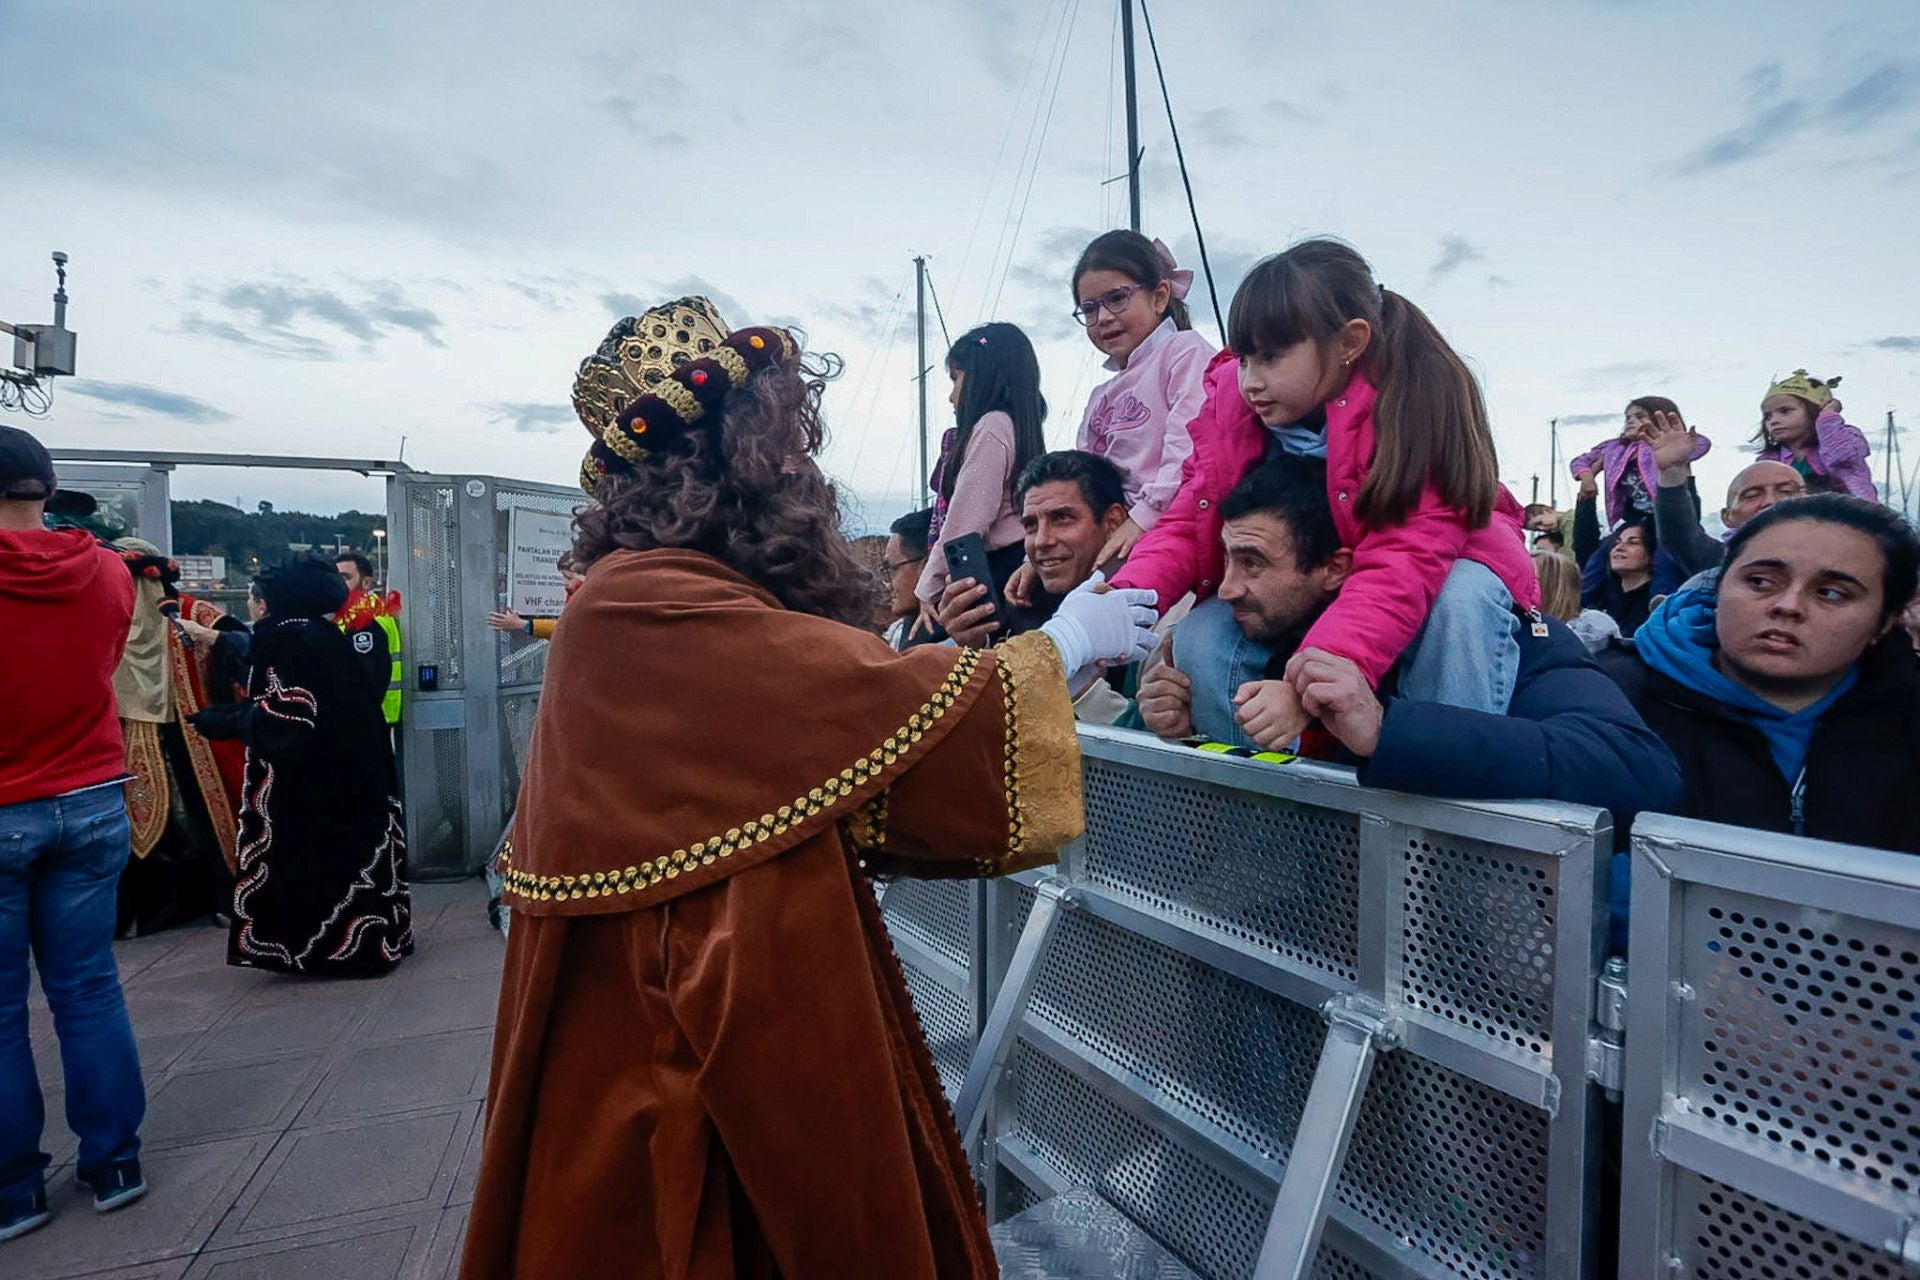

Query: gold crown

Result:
[1764,368,1839,408]
[572,297,732,439]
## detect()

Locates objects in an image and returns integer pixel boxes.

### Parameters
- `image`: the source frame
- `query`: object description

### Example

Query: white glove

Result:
[1039,571,1159,679]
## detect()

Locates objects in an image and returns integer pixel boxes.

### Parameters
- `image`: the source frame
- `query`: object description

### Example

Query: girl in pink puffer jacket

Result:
[1113,238,1537,751]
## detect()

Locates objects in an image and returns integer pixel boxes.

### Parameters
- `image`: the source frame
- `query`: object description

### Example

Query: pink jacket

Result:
[1756,409,1878,502]
[1113,352,1539,688]
[1076,318,1215,530]
[1571,433,1713,526]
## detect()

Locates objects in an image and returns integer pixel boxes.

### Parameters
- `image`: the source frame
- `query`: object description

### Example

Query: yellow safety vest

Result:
[373,614,403,725]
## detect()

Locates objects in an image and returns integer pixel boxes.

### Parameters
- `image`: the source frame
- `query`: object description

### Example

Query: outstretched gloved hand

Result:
[1038,571,1158,682]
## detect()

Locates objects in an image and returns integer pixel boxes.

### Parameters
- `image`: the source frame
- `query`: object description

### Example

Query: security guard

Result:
[333,552,403,726]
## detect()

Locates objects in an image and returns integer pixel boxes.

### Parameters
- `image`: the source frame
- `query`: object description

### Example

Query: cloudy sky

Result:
[4,0,1917,530]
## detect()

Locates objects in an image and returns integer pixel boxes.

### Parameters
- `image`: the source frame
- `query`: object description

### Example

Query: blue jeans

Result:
[0,783,145,1203]
[1177,560,1522,748]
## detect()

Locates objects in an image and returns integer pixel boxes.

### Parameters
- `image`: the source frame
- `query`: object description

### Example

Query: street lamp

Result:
[372,528,387,585]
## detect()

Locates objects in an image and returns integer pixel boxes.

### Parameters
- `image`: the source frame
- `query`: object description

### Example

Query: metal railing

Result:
[1620,814,1920,1278]
[883,725,1615,1279]
[881,732,1920,1279]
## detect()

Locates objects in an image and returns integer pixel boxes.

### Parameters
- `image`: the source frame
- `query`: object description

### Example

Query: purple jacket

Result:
[1756,410,1878,502]
[1114,353,1539,688]
[1571,434,1712,526]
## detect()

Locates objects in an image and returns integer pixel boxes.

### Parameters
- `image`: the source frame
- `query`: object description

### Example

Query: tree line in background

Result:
[170,500,385,582]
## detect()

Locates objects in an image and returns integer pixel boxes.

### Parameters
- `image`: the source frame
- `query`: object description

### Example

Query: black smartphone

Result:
[944,533,1007,630]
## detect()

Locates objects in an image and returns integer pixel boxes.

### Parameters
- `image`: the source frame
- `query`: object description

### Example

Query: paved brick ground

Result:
[11,878,499,1279]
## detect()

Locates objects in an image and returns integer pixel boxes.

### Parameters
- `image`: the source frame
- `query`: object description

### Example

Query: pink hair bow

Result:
[1151,237,1195,301]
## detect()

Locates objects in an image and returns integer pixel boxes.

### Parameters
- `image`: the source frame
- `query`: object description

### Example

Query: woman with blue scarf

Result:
[1599,494,1920,852]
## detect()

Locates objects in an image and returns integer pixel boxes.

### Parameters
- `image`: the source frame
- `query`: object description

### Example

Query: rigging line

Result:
[990,0,1083,319]
[877,399,919,509]
[834,274,908,438]
[841,274,912,476]
[924,266,953,350]
[981,0,1074,319]
[1139,0,1225,342]
[951,0,1061,319]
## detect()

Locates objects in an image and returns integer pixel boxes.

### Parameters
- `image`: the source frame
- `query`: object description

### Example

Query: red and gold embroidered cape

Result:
[465,549,1082,1280]
[123,595,245,863]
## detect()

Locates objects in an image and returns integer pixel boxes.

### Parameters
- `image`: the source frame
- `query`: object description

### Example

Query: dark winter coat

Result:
[1597,634,1920,852]
[1360,616,1684,821]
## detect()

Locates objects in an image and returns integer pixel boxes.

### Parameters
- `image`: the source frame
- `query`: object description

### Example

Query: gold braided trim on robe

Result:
[171,602,242,870]
[122,719,169,858]
[498,646,992,910]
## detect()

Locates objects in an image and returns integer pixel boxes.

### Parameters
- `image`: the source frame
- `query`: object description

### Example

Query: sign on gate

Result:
[506,505,574,616]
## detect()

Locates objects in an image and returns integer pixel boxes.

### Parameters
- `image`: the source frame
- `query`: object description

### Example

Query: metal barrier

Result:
[882,725,1615,1279]
[1620,814,1920,1278]
[387,471,582,875]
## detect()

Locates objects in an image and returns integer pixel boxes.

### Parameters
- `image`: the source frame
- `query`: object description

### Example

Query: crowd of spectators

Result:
[885,230,1918,957]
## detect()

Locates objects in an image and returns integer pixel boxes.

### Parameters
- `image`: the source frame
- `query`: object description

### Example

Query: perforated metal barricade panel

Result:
[1027,902,1326,1167]
[1673,1170,1920,1280]
[1681,887,1920,1196]
[1400,833,1559,1061]
[1078,756,1362,983]
[1622,816,1920,1279]
[1007,1041,1271,1279]
[1340,1051,1551,1277]
[984,730,1610,1280]
[881,879,980,1103]
[406,481,462,687]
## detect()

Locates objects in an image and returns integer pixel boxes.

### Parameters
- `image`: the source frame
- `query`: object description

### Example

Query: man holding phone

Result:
[938,451,1149,723]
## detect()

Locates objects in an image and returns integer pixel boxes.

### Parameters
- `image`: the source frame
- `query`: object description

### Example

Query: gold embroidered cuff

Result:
[993,631,1083,872]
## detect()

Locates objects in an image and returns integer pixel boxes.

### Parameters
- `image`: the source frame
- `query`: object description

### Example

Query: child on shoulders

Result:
[1755,369,1876,501]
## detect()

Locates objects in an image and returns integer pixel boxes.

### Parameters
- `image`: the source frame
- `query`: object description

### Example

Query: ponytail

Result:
[1228,239,1499,529]
[1365,289,1498,528]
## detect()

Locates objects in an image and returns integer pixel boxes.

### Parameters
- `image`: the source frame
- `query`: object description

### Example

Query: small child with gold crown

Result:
[1754,369,1877,502]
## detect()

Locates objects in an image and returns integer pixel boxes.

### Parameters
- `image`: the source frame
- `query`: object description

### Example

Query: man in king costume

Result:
[459,299,1156,1279]
[110,539,246,934]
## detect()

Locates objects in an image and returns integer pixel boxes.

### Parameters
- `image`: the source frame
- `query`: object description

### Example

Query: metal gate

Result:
[387,470,582,876]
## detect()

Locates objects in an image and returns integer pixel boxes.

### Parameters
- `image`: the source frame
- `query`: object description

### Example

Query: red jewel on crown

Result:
[690,369,708,386]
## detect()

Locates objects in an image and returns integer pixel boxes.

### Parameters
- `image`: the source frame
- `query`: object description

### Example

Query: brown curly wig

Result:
[571,349,879,628]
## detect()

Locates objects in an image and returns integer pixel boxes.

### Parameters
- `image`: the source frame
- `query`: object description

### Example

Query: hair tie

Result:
[1378,283,1388,300]
[1149,237,1195,301]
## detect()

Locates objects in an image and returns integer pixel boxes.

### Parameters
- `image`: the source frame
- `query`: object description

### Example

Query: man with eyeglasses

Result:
[882,508,934,651]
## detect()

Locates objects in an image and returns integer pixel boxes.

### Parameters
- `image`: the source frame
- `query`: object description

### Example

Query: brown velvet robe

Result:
[460,549,1082,1280]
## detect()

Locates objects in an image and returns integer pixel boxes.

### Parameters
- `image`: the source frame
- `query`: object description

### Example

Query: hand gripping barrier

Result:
[1620,814,1920,1279]
[882,725,1617,1279]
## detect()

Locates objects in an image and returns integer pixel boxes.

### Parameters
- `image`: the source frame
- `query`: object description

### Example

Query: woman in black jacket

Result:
[1598,495,1920,852]
[189,557,412,976]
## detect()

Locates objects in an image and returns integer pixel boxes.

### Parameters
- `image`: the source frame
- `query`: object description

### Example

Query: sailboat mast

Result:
[915,255,930,495]
[1121,0,1141,231]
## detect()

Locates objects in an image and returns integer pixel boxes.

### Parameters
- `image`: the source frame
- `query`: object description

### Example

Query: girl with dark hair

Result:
[912,321,1047,628]
[1066,231,1214,565]
[1754,369,1877,501]
[185,556,411,977]
[1572,396,1713,528]
[463,298,1155,1280]
[1115,238,1540,750]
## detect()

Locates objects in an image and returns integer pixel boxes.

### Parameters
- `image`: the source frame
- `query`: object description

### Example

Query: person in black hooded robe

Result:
[188,556,412,976]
